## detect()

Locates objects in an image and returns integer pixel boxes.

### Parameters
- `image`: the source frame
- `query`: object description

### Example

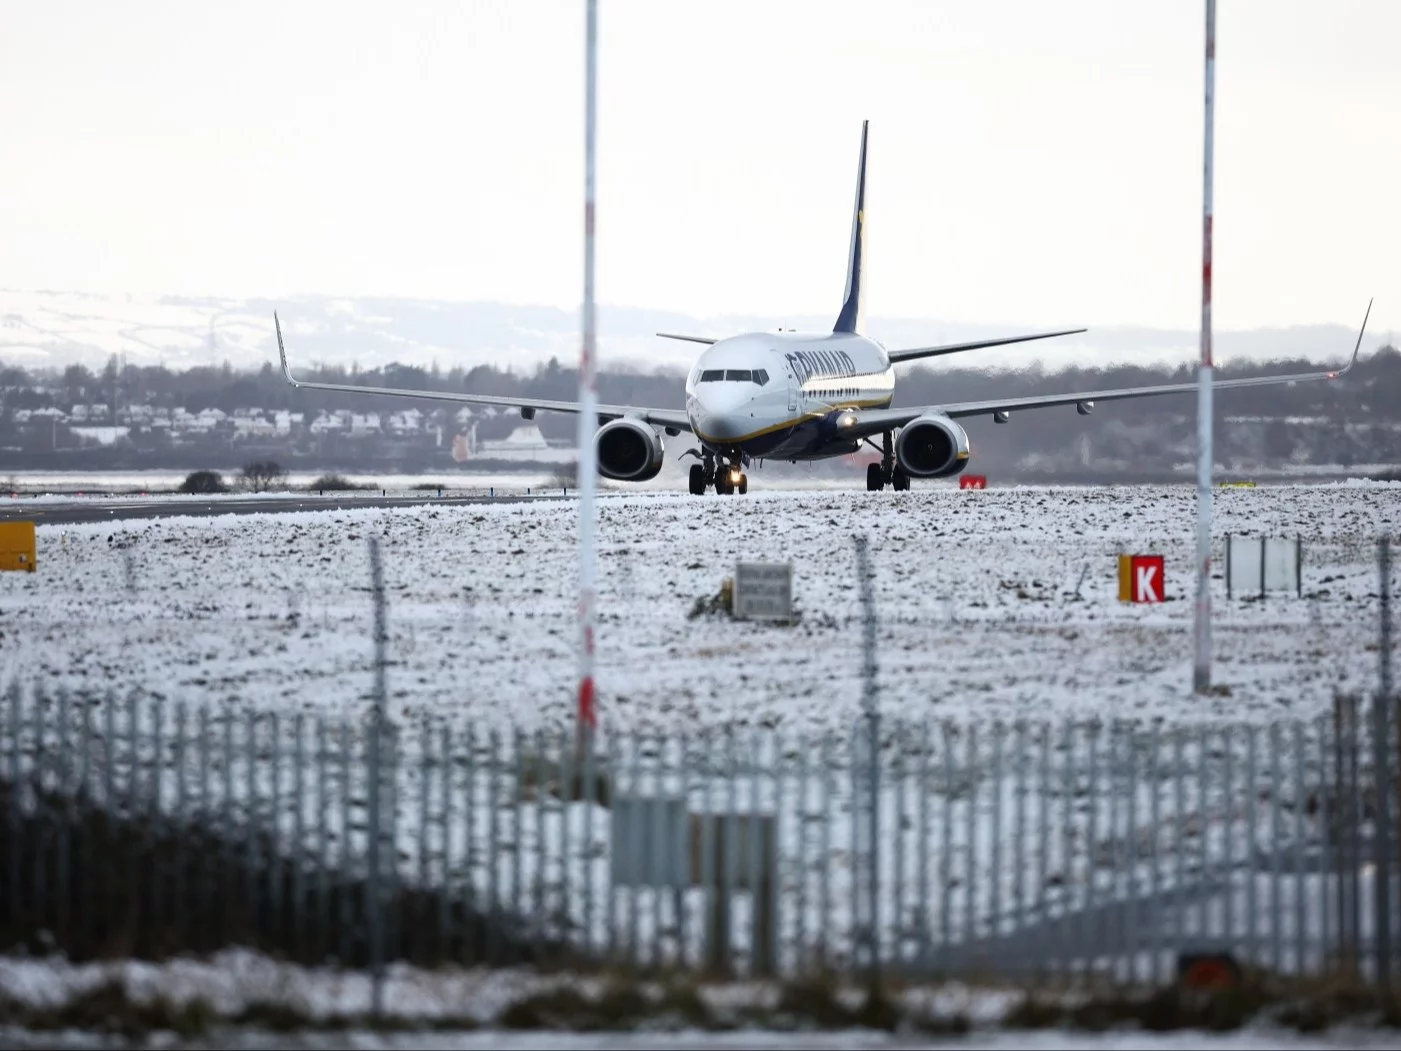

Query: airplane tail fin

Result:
[833,120,869,334]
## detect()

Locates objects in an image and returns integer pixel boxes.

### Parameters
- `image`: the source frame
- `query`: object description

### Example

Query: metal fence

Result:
[3,679,1399,990]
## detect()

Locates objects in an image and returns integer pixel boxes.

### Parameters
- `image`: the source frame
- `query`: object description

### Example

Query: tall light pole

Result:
[576,0,601,744]
[1193,0,1217,694]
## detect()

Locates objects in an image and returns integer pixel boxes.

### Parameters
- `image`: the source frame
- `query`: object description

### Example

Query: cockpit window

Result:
[701,368,767,383]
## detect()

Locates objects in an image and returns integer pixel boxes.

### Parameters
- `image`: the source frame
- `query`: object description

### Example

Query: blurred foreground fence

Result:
[3,681,1401,990]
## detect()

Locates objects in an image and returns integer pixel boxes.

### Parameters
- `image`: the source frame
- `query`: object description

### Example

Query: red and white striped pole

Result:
[576,0,600,742]
[1193,0,1216,694]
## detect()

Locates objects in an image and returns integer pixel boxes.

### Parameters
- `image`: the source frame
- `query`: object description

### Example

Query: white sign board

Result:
[733,562,794,622]
[1226,535,1301,598]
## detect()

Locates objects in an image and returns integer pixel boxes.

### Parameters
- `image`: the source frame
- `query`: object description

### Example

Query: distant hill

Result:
[0,287,1372,377]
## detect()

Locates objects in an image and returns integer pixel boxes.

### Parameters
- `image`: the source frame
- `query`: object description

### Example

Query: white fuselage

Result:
[683,331,896,461]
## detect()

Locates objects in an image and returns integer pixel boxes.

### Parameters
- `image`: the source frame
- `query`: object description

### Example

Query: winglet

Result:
[1329,298,1372,379]
[274,311,299,387]
[833,120,869,334]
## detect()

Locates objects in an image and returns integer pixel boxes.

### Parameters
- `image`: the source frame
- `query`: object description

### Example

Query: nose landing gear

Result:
[716,471,748,495]
[717,453,748,495]
[692,450,748,495]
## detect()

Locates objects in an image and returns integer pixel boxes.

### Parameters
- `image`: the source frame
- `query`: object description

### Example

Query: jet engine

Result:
[595,417,665,482]
[895,414,971,478]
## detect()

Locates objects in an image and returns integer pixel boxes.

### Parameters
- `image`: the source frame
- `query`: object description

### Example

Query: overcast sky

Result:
[1,0,1396,343]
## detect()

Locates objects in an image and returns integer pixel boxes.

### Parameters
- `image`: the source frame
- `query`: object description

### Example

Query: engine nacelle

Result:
[895,414,972,478]
[595,417,665,482]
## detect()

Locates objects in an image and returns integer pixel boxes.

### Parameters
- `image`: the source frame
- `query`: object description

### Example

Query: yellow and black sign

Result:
[0,521,37,572]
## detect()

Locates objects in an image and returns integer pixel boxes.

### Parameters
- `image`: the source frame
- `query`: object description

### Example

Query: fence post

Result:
[853,535,880,989]
[1377,537,1396,991]
[1334,695,1361,976]
[7,682,22,940]
[1382,536,1393,705]
[366,536,390,1017]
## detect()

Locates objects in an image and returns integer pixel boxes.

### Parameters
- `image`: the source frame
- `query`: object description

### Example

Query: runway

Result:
[0,492,563,525]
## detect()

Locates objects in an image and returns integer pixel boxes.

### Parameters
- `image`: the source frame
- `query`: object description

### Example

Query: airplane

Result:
[275,120,1370,496]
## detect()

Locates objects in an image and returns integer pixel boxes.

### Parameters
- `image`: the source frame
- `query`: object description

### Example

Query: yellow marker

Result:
[0,521,37,572]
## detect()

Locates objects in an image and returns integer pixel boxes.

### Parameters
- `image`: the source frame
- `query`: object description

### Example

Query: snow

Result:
[1,482,1396,989]
[206,1032,1401,1050]
[2,952,1399,1049]
[0,471,572,495]
[1,483,1395,731]
[0,287,1378,378]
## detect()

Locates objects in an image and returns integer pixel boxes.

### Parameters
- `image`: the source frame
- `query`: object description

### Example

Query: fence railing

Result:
[3,680,1399,989]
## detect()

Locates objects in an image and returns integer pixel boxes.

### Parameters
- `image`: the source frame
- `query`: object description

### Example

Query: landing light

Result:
[838,413,857,428]
[729,468,741,484]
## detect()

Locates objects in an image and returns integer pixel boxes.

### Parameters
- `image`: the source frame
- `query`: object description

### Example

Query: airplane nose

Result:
[694,383,754,440]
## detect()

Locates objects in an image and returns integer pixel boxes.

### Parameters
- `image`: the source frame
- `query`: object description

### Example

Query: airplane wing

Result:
[834,300,1370,439]
[885,327,1086,364]
[275,313,693,434]
[656,332,719,345]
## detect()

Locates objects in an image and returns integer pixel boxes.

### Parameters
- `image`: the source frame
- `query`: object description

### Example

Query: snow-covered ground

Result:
[206,1032,1401,1050]
[5,1024,1397,1050]
[0,462,917,497]
[1,482,1396,731]
[2,951,1399,1050]
[0,470,570,495]
[2,482,1397,987]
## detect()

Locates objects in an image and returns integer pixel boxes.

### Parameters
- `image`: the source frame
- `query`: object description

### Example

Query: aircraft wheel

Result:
[738,474,748,495]
[715,473,733,495]
[689,464,706,496]
[892,468,911,491]
[866,463,884,492]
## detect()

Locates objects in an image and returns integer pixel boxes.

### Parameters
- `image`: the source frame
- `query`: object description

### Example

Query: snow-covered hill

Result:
[0,288,1368,377]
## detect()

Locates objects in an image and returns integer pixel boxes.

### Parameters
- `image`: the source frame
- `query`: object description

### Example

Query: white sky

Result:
[0,0,1396,338]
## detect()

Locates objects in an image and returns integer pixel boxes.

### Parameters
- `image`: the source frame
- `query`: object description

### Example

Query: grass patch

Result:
[2,967,1399,1039]
[307,473,372,491]
[1,979,217,1041]
[1005,968,1398,1035]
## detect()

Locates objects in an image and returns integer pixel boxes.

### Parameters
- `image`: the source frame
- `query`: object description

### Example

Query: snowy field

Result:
[0,470,571,496]
[6,1023,1398,1050]
[3,483,1401,1036]
[1,482,1397,733]
[2,952,1400,1050]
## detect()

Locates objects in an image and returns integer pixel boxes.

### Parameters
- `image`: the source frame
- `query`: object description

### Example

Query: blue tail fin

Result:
[833,120,869,334]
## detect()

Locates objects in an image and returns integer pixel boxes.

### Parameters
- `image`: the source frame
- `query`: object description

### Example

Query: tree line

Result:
[5,345,1396,420]
[3,346,1397,473]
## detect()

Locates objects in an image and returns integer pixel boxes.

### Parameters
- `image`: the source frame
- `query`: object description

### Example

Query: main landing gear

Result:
[689,451,748,496]
[866,431,910,492]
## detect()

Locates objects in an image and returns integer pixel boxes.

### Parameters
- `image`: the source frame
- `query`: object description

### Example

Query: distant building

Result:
[472,423,573,463]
